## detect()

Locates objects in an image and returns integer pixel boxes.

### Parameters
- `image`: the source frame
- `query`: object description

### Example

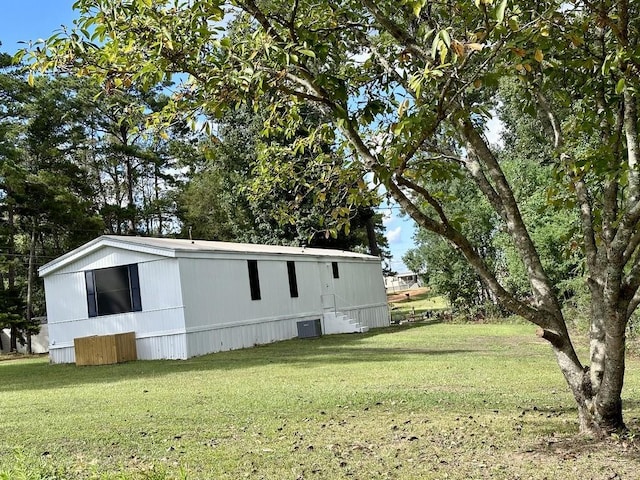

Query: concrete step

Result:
[323,311,369,334]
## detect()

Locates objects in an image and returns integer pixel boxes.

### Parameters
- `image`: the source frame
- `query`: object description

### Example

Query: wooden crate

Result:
[74,332,137,366]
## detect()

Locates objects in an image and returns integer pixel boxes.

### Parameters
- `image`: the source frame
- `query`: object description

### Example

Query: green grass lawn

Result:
[1,323,639,479]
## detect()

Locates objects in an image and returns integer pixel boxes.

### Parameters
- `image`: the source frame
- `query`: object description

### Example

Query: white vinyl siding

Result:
[44,257,187,361]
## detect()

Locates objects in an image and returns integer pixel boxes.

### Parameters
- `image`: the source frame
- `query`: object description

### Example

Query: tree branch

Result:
[627,290,640,320]
[236,0,286,44]
[613,199,640,258]
[445,37,508,115]
[288,0,300,43]
[572,174,599,273]
[387,180,549,327]
[368,43,413,95]
[623,88,640,205]
[622,246,640,318]
[460,117,563,317]
[276,84,332,105]
[623,229,640,265]
[537,91,563,149]
[463,153,506,221]
[361,0,431,62]
[395,175,451,227]
[537,327,567,349]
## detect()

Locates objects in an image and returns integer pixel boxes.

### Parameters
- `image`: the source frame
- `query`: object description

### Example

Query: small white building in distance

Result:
[38,236,389,364]
[384,272,423,293]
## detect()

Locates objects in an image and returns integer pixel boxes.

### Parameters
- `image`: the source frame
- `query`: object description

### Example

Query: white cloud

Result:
[349,49,371,65]
[484,108,504,147]
[382,209,394,226]
[387,226,402,244]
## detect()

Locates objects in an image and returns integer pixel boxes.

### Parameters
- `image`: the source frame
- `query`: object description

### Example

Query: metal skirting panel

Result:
[46,307,186,357]
[50,306,389,363]
[186,316,300,356]
[342,304,390,329]
[50,332,188,364]
[49,346,76,364]
[186,306,388,357]
[136,333,188,360]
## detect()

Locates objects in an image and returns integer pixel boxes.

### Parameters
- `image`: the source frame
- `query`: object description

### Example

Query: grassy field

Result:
[1,323,640,479]
[388,288,449,323]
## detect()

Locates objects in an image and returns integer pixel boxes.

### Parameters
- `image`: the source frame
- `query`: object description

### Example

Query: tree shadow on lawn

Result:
[518,429,640,470]
[0,323,478,392]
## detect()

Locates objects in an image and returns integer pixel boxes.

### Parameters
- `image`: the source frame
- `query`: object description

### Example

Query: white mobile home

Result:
[384,272,423,293]
[0,318,49,354]
[39,236,389,363]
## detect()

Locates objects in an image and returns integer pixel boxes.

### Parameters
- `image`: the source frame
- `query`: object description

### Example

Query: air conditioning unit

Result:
[296,319,322,338]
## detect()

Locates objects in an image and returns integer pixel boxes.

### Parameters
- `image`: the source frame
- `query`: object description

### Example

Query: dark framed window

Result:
[248,260,261,300]
[85,264,142,317]
[332,261,340,279]
[287,261,299,298]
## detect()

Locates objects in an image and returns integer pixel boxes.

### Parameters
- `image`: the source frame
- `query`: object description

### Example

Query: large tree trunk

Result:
[591,307,627,432]
[554,348,598,434]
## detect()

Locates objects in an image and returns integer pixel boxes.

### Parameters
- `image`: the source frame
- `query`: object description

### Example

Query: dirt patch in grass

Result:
[0,353,45,362]
[508,434,640,479]
[387,286,431,303]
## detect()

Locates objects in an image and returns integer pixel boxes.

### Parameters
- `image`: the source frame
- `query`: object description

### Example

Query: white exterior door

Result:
[320,262,336,312]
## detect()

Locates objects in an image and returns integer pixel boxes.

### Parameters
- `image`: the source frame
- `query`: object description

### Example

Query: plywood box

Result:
[74,332,137,366]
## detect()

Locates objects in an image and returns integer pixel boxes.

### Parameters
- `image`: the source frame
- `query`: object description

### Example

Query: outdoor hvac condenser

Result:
[297,319,322,338]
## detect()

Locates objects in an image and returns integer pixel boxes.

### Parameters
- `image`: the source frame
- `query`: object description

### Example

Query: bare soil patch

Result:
[0,353,46,362]
[387,286,430,303]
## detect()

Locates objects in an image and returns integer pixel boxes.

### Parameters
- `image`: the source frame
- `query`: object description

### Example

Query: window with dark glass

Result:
[332,261,340,279]
[287,261,299,298]
[248,260,261,300]
[85,264,142,317]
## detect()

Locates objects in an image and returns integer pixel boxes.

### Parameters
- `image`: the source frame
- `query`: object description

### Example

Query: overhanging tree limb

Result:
[361,0,431,62]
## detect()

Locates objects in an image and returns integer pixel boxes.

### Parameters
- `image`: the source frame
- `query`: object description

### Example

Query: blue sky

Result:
[0,1,78,54]
[0,1,418,272]
[379,204,416,274]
